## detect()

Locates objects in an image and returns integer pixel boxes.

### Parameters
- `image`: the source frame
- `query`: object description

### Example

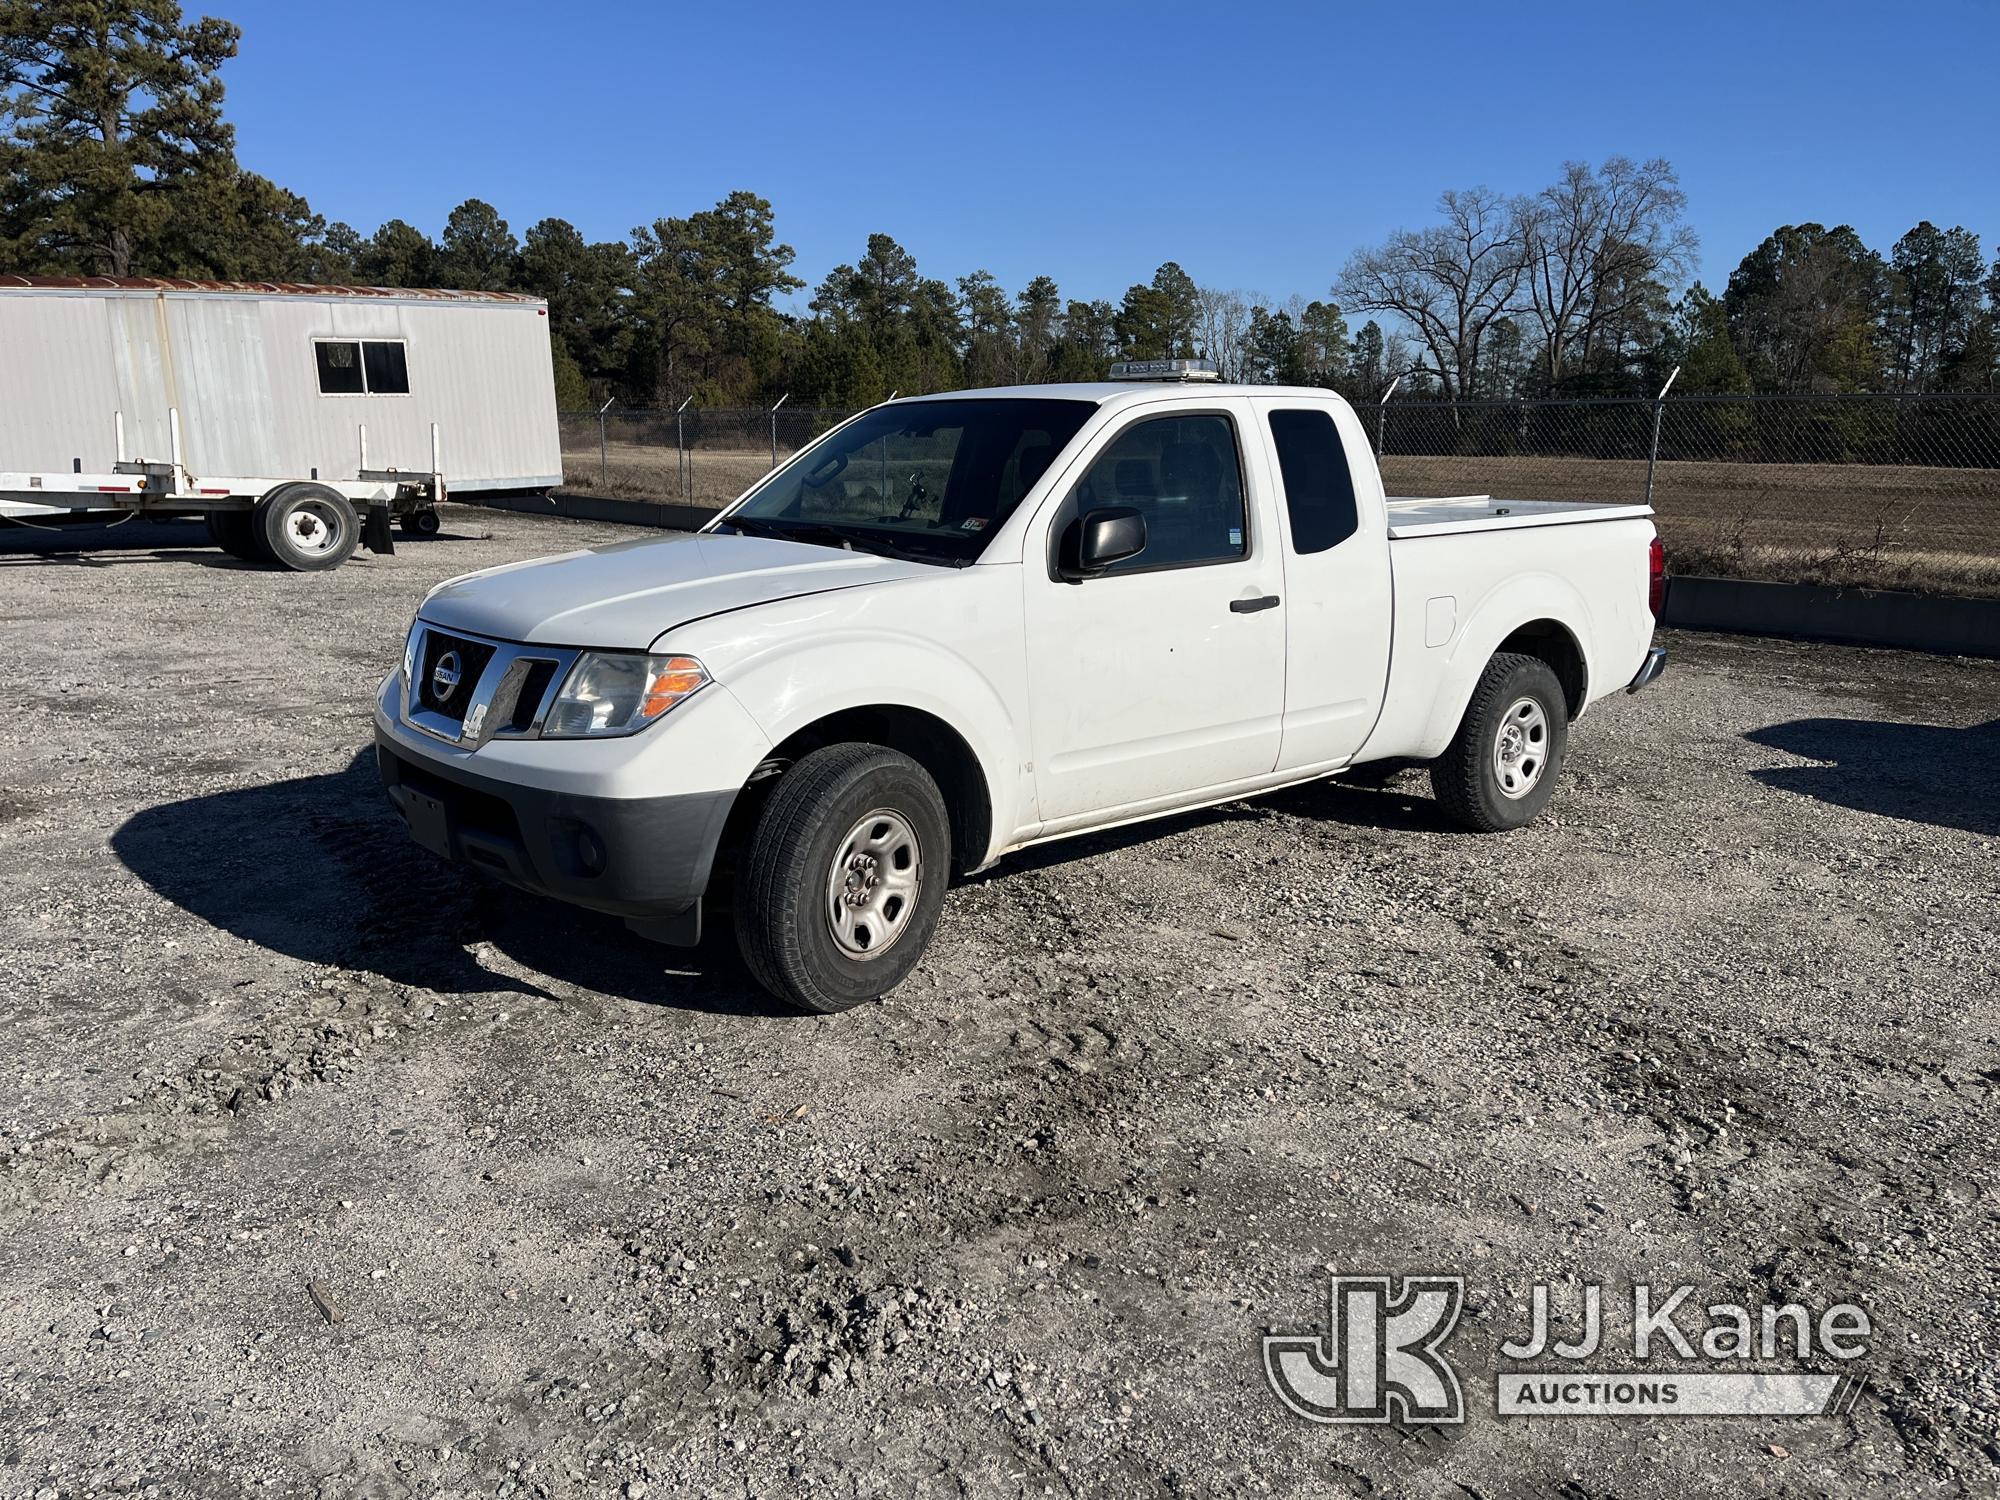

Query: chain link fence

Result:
[559,405,847,511]
[561,393,2000,596]
[1366,393,2000,596]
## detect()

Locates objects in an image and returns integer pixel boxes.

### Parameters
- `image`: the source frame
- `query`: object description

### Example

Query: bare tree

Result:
[1518,157,1697,391]
[1336,188,1527,400]
[1193,286,1251,381]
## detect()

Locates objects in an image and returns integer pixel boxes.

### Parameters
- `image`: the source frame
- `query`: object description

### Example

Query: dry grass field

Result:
[1385,455,2000,597]
[562,438,2000,597]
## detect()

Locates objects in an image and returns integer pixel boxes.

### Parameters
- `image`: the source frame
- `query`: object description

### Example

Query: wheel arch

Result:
[718,703,996,882]
[1413,573,1598,759]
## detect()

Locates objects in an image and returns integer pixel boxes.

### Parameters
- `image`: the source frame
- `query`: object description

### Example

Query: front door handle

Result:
[1230,594,1280,614]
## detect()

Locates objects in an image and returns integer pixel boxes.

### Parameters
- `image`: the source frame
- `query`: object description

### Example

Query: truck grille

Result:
[416,630,496,722]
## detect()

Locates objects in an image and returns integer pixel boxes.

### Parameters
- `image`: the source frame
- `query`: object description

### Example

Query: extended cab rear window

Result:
[1268,408,1359,554]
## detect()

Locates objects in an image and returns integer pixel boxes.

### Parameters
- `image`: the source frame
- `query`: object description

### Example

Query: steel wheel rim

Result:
[285,498,346,556]
[1492,695,1550,800]
[825,808,922,959]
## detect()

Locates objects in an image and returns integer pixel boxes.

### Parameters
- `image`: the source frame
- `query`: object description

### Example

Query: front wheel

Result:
[1430,652,1570,832]
[734,743,951,1013]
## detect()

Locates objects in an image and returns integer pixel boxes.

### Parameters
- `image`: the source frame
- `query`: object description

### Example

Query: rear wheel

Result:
[733,743,951,1013]
[255,483,358,572]
[399,508,442,537]
[1430,652,1569,832]
[204,508,263,562]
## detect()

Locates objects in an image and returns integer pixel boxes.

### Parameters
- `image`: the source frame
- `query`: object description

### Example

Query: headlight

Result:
[543,652,709,738]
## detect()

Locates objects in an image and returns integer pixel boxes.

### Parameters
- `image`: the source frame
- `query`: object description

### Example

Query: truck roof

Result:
[885,381,1350,410]
[0,274,543,305]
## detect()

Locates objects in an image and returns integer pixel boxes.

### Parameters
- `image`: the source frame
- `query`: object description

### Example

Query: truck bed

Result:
[1386,494,1652,539]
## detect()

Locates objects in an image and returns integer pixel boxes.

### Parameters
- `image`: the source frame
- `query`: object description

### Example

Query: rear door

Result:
[1022,398,1287,825]
[1251,397,1394,771]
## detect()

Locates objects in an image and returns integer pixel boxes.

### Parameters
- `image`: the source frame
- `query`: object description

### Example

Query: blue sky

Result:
[222,0,1999,310]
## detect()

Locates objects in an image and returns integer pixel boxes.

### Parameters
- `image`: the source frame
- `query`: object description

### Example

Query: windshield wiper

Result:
[721,516,964,567]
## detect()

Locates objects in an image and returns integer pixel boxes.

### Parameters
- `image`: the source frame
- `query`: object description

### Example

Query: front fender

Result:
[1412,570,1597,759]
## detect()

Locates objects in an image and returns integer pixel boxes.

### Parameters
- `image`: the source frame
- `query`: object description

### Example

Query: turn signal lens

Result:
[544,651,710,738]
[640,656,708,719]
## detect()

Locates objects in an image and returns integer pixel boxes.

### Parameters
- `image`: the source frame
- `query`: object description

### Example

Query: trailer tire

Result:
[399,508,442,538]
[255,483,359,572]
[205,509,263,563]
[733,743,951,1014]
[1430,652,1569,832]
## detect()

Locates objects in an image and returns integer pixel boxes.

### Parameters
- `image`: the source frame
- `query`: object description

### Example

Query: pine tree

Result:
[0,0,241,274]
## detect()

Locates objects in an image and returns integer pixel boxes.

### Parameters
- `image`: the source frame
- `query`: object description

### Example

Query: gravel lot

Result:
[1,509,1995,1500]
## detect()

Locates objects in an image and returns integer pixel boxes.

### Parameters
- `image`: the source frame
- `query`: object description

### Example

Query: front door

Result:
[1023,404,1287,827]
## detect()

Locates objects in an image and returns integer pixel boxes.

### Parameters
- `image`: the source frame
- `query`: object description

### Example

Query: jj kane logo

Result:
[1264,1272,1871,1423]
[1262,1275,1466,1425]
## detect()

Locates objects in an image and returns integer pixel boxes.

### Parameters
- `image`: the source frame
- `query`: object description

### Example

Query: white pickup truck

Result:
[375,364,1666,1011]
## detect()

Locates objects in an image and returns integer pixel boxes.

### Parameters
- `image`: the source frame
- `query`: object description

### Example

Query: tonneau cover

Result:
[1386,495,1653,539]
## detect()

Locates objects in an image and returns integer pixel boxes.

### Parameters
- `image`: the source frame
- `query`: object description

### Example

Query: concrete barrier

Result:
[460,490,718,533]
[1663,575,2000,659]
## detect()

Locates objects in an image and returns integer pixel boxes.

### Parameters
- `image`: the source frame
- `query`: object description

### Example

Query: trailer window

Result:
[314,341,366,395]
[314,339,410,395]
[363,341,410,394]
[1268,408,1359,553]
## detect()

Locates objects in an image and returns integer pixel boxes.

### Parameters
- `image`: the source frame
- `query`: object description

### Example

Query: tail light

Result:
[1647,536,1666,618]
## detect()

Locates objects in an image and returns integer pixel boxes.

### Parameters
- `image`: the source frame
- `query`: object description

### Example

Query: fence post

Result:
[1643,366,1680,508]
[675,395,692,503]
[770,392,790,470]
[595,396,615,491]
[1375,374,1401,466]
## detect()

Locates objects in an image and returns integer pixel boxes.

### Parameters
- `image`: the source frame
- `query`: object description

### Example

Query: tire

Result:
[399,508,442,537]
[1430,652,1570,832]
[255,483,359,572]
[204,508,263,562]
[734,743,951,1013]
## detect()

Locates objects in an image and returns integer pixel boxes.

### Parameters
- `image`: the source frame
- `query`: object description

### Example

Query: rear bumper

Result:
[1627,645,1668,693]
[375,729,732,932]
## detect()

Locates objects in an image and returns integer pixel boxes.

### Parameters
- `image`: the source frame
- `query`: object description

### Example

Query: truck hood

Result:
[417,531,935,648]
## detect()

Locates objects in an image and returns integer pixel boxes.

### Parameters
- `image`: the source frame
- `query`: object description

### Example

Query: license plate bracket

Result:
[400,788,452,859]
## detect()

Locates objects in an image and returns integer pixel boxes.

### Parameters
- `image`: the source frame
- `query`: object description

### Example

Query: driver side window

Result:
[1071,413,1247,573]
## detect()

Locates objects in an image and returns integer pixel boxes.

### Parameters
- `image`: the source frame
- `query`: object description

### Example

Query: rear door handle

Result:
[1230,594,1280,614]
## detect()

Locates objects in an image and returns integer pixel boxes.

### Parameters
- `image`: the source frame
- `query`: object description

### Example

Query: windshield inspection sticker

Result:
[960,517,988,531]
[1262,1272,1871,1424]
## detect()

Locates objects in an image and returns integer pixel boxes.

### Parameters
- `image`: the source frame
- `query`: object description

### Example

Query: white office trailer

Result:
[0,276,563,570]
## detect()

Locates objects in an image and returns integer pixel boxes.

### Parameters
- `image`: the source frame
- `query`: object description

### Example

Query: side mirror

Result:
[1062,506,1147,579]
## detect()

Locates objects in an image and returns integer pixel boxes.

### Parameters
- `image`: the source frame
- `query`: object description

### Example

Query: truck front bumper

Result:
[375,732,732,942]
[1626,645,1668,693]
[371,667,771,944]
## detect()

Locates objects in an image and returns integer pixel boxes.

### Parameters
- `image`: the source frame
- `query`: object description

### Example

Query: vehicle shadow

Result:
[1746,716,2000,836]
[111,750,789,1016]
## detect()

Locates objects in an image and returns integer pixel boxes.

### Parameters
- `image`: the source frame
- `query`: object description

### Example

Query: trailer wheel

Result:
[399,508,442,538]
[255,483,359,572]
[204,509,263,562]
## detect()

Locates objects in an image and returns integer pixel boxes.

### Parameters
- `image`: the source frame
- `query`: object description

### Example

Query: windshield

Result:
[719,398,1096,565]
